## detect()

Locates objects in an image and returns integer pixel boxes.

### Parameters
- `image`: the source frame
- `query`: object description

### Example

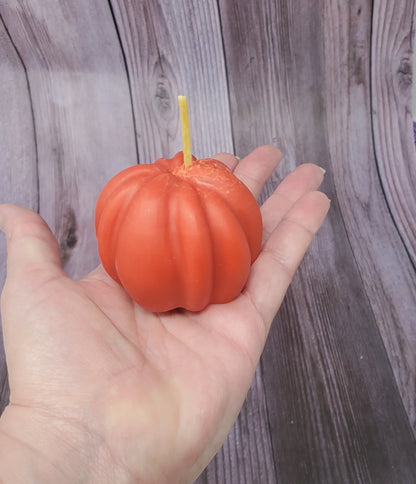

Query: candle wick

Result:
[178,95,192,167]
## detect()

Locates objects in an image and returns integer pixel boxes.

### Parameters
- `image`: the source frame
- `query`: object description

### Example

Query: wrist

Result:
[0,405,80,482]
[0,404,118,483]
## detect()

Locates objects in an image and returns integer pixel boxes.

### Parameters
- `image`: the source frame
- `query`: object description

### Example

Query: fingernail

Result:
[319,166,326,175]
[235,156,240,161]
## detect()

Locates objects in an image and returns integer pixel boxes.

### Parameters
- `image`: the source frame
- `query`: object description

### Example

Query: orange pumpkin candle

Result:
[95,96,262,312]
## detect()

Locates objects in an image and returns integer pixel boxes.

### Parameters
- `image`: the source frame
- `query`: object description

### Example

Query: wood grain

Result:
[323,0,416,434]
[0,0,137,279]
[372,0,416,265]
[109,0,233,162]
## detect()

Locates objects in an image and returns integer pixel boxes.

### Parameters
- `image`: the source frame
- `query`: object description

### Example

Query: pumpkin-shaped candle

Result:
[95,97,262,312]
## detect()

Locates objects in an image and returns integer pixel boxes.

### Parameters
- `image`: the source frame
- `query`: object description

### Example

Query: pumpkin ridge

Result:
[177,181,214,310]
[95,164,158,230]
[194,186,251,304]
[107,170,167,282]
[113,172,175,311]
[165,178,183,308]
[97,184,142,282]
[195,180,262,263]
[193,186,218,306]
[193,181,255,250]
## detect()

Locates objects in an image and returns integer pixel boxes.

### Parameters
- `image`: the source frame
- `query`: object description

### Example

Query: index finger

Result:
[213,145,282,199]
[234,145,282,199]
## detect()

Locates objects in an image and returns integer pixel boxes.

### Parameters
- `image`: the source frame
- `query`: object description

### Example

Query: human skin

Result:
[0,145,329,483]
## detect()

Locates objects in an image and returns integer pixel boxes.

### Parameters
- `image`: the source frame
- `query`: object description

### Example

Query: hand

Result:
[0,145,329,483]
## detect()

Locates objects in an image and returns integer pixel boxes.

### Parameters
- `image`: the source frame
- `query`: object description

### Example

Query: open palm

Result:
[0,146,329,483]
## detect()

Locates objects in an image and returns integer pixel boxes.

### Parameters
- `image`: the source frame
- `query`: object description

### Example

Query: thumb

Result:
[0,204,63,285]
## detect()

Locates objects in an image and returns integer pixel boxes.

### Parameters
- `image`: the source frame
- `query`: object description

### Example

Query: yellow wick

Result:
[178,95,192,167]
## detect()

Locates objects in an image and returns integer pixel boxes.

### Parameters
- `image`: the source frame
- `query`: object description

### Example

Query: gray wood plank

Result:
[0,0,137,279]
[372,0,416,265]
[219,0,416,482]
[109,0,233,161]
[324,0,416,435]
[0,14,38,414]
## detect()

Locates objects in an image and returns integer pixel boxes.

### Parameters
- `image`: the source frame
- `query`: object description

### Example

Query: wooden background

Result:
[1,0,415,482]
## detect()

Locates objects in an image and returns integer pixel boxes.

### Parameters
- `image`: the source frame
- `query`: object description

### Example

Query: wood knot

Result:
[59,207,78,266]
[397,57,412,91]
[152,53,177,124]
[155,77,172,117]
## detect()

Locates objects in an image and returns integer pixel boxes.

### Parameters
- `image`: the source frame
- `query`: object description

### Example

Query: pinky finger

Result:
[245,191,330,329]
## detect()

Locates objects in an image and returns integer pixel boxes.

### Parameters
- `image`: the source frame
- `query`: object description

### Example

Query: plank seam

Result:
[368,0,416,441]
[0,11,40,213]
[215,0,236,156]
[107,0,140,164]
[368,0,416,275]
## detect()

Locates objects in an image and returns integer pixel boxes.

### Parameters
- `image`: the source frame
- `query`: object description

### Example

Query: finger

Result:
[211,152,239,172]
[233,145,282,199]
[0,204,63,283]
[261,163,326,243]
[245,191,330,327]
